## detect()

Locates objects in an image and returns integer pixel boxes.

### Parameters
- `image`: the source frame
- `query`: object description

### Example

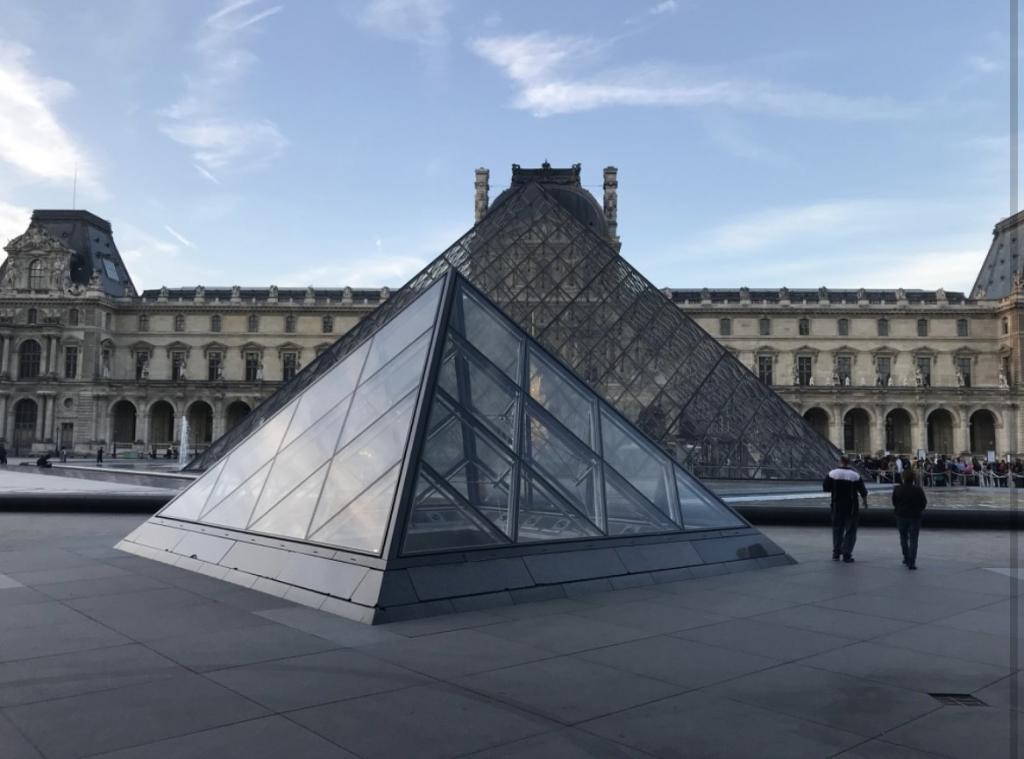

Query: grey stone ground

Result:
[0,510,1020,758]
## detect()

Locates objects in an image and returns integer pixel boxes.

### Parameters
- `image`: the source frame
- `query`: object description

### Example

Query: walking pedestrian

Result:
[892,469,927,570]
[0,444,7,465]
[823,455,869,563]
[96,447,103,465]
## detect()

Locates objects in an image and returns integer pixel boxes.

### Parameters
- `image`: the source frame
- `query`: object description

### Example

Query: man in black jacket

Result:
[823,456,868,562]
[891,469,927,569]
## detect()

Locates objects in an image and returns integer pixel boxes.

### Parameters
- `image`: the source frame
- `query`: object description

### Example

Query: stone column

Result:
[0,393,8,442]
[953,407,970,456]
[137,403,150,450]
[0,334,9,377]
[830,405,844,450]
[916,405,929,454]
[211,398,225,441]
[34,396,45,442]
[94,394,108,446]
[874,406,887,453]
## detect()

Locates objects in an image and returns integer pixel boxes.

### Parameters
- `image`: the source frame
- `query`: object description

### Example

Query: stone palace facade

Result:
[0,177,1021,461]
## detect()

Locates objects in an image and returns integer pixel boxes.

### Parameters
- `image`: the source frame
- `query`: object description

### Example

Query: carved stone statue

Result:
[843,375,851,387]
[808,374,815,386]
[140,358,149,380]
[1000,369,1010,389]
[955,368,965,387]
[914,367,924,387]
[256,361,264,381]
[832,368,840,386]
[178,359,187,381]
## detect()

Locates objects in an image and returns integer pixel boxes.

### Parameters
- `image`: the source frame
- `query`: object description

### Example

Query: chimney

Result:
[603,166,621,251]
[474,167,490,223]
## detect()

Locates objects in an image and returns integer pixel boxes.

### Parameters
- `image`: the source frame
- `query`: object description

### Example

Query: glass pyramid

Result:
[191,178,838,480]
[152,271,744,561]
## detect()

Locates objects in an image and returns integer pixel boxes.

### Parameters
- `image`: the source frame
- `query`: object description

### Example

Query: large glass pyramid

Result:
[191,176,838,482]
[119,271,788,623]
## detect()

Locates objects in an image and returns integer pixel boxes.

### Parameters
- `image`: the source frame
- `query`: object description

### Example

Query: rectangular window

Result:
[876,356,891,385]
[208,352,222,381]
[758,318,770,336]
[245,352,260,381]
[719,318,731,336]
[838,319,849,337]
[956,356,972,387]
[916,356,931,386]
[956,319,969,337]
[282,352,298,381]
[877,319,889,337]
[171,351,186,381]
[836,356,852,384]
[135,351,149,381]
[63,346,78,379]
[797,355,813,386]
[757,355,773,385]
[1003,356,1013,385]
[917,319,928,337]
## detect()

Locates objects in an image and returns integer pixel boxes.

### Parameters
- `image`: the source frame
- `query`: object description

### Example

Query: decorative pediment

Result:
[165,340,191,357]
[793,345,820,357]
[3,224,72,256]
[832,345,858,356]
[129,341,154,354]
[202,341,228,356]
[754,345,779,357]
[276,341,303,357]
[239,341,264,357]
[952,346,980,358]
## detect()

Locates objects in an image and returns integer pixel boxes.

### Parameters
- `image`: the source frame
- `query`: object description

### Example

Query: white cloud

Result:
[162,1,286,173]
[967,55,999,73]
[281,256,426,287]
[360,0,451,46]
[649,1,678,15]
[0,42,98,187]
[471,32,909,119]
[0,201,30,250]
[163,225,194,248]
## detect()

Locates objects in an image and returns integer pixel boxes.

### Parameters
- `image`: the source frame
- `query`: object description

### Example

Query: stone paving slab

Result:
[0,512,1020,758]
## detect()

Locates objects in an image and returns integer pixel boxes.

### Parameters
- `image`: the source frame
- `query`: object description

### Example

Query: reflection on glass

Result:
[676,470,744,528]
[517,472,601,543]
[456,289,522,381]
[360,278,442,380]
[250,464,328,538]
[528,348,595,447]
[308,464,401,554]
[526,411,600,527]
[280,342,369,448]
[444,340,519,445]
[338,331,431,450]
[604,470,676,536]
[161,460,224,521]
[403,470,506,554]
[202,462,271,529]
[600,409,676,523]
[310,392,417,536]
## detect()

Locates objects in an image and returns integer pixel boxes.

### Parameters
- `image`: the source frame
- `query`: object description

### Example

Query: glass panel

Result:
[160,460,224,521]
[676,469,745,529]
[249,463,328,538]
[517,471,602,542]
[255,397,351,514]
[281,342,369,448]
[308,392,417,536]
[528,348,595,448]
[440,338,519,445]
[604,469,678,536]
[360,278,442,380]
[456,287,523,381]
[337,331,430,450]
[307,464,400,554]
[600,408,676,523]
[202,462,271,529]
[402,470,506,554]
[205,400,297,510]
[525,409,601,527]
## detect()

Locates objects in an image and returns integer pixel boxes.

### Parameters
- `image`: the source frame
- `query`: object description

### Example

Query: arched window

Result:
[758,317,770,336]
[28,259,45,289]
[26,308,36,325]
[18,340,41,379]
[138,314,149,331]
[174,314,185,332]
[719,318,731,336]
[798,318,810,336]
[68,308,79,326]
[284,314,296,333]
[247,314,259,332]
[956,318,969,337]
[877,318,889,337]
[322,315,334,334]
[210,314,222,332]
[917,318,928,337]
[837,318,849,337]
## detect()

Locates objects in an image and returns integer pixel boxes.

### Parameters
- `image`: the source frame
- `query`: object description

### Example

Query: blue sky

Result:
[0,0,1013,292]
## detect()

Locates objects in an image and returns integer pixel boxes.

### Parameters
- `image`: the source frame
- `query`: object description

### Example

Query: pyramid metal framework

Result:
[119,272,789,623]
[191,181,838,481]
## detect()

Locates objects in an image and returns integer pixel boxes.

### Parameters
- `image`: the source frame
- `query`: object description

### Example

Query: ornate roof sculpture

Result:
[190,164,840,480]
[118,270,787,623]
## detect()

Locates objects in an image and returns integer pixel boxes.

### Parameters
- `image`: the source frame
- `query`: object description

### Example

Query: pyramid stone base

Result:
[116,518,792,624]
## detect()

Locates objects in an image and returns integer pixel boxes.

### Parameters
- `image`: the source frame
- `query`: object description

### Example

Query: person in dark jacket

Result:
[824,456,869,562]
[891,469,927,569]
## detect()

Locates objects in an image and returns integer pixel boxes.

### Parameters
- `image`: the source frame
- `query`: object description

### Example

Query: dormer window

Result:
[28,259,44,289]
[26,308,36,325]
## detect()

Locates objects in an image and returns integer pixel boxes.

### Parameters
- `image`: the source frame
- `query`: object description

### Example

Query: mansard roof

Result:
[139,287,384,304]
[972,209,1024,300]
[28,210,136,298]
[667,288,970,306]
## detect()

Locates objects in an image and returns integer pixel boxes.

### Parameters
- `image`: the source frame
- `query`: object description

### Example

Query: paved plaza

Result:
[0,508,1017,758]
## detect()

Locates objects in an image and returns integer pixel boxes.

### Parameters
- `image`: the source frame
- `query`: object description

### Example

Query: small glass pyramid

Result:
[149,272,744,560]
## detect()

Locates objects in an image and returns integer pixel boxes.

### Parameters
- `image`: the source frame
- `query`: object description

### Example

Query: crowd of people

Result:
[853,453,1024,487]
